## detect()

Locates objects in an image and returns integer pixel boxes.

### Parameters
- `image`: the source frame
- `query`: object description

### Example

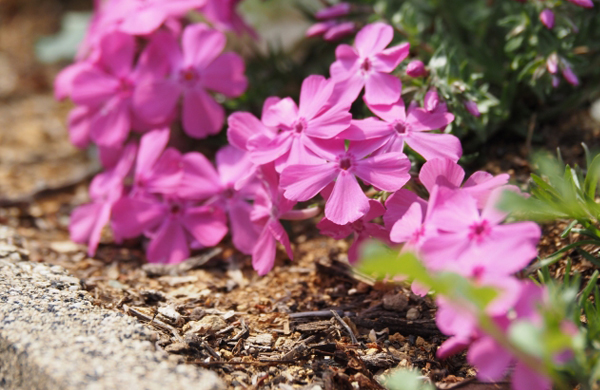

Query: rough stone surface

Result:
[0,226,224,390]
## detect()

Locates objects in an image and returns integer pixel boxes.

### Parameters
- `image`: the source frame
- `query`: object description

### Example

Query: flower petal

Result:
[182,88,225,138]
[354,152,411,192]
[405,132,462,162]
[147,218,190,264]
[202,52,247,97]
[325,171,370,225]
[364,72,402,106]
[419,158,465,194]
[354,22,393,57]
[281,163,338,201]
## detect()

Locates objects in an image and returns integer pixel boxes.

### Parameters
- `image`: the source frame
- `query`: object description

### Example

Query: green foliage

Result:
[500,149,600,269]
[359,243,498,311]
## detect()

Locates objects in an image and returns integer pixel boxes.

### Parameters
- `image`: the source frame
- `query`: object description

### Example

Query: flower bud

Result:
[424,89,439,112]
[561,65,580,86]
[539,9,555,29]
[406,60,426,77]
[315,2,351,20]
[323,21,356,41]
[464,100,481,117]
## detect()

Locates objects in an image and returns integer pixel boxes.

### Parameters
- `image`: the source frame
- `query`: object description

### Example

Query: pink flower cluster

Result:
[58,9,569,386]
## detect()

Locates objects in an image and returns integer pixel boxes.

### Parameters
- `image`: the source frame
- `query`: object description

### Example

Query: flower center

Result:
[170,203,182,215]
[118,77,134,98]
[339,157,352,170]
[179,68,199,86]
[223,187,235,199]
[469,220,490,241]
[393,121,408,135]
[293,118,307,133]
[352,219,365,233]
[361,58,372,73]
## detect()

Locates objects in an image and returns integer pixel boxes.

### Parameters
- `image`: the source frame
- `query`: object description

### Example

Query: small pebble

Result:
[382,292,408,311]
[406,307,421,320]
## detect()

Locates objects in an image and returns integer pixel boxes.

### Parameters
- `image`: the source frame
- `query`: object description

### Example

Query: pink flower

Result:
[420,187,541,278]
[315,3,351,20]
[343,97,461,162]
[539,9,555,29]
[134,23,247,138]
[385,189,432,252]
[69,143,137,256]
[101,0,207,35]
[249,164,320,275]
[177,146,260,254]
[280,140,411,225]
[69,31,169,148]
[199,0,257,37]
[318,200,389,263]
[330,22,410,106]
[406,60,426,77]
[246,75,352,172]
[111,195,228,264]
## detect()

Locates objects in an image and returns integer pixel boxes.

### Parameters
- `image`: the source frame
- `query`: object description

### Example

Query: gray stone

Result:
[0,227,224,390]
[382,292,408,312]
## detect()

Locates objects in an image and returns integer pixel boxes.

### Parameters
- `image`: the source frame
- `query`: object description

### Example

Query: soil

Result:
[1,1,600,389]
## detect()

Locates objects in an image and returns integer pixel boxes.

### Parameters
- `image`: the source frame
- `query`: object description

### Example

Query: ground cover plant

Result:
[50,0,600,388]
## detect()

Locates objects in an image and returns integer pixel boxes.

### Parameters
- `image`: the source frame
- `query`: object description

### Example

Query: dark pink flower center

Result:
[223,187,235,199]
[361,58,372,73]
[469,220,491,241]
[293,118,307,133]
[339,157,352,170]
[411,225,425,243]
[118,77,134,98]
[393,121,408,135]
[180,68,199,86]
[170,203,183,216]
[351,219,365,233]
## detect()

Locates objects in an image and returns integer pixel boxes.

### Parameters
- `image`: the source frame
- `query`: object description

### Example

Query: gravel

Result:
[0,226,224,390]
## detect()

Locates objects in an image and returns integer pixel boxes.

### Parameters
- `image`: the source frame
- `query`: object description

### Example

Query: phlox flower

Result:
[317,199,389,264]
[69,143,137,256]
[199,0,257,37]
[330,22,409,106]
[246,75,352,172]
[111,195,228,264]
[177,146,260,254]
[280,140,411,225]
[420,187,541,278]
[99,0,207,36]
[437,281,554,390]
[343,97,461,162]
[134,23,247,139]
[69,31,169,149]
[250,164,320,275]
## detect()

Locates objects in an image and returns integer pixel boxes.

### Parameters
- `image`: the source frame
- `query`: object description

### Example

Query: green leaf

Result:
[584,154,600,199]
[509,321,545,359]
